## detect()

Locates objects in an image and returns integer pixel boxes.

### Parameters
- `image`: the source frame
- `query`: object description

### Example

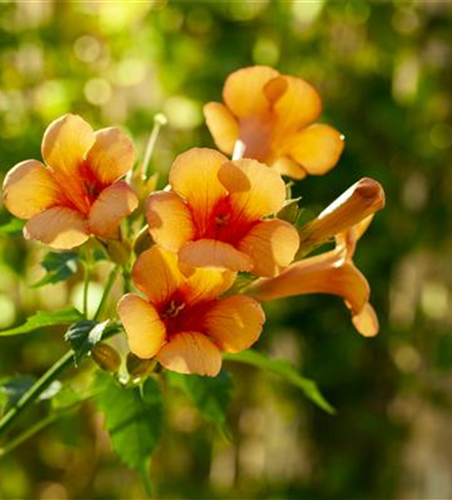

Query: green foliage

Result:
[224,350,335,414]
[167,370,233,436]
[31,251,78,288]
[64,320,109,365]
[0,376,62,411]
[0,307,83,337]
[0,218,25,236]
[94,373,163,472]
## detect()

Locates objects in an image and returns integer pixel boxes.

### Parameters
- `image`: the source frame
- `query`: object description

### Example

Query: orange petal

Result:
[272,76,322,135]
[183,268,236,305]
[88,181,138,239]
[24,207,89,249]
[131,246,185,305]
[117,293,166,359]
[146,191,195,252]
[223,65,279,118]
[203,296,265,353]
[41,114,94,177]
[85,127,135,184]
[352,302,379,337]
[203,102,239,155]
[2,160,63,220]
[157,331,221,376]
[289,124,345,176]
[271,157,307,180]
[247,250,370,314]
[218,159,286,220]
[179,239,252,272]
[238,219,300,278]
[169,148,228,235]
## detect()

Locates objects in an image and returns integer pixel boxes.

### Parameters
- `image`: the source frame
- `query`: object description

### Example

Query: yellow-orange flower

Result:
[2,114,138,249]
[204,65,344,180]
[146,148,300,277]
[246,180,386,337]
[118,246,265,376]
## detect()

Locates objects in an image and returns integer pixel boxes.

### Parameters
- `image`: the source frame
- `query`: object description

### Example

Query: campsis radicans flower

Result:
[246,178,385,337]
[146,148,300,277]
[204,65,344,180]
[2,114,138,249]
[118,245,265,376]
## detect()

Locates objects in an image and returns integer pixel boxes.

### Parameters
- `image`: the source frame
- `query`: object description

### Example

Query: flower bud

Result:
[105,239,132,265]
[126,352,156,378]
[91,342,121,372]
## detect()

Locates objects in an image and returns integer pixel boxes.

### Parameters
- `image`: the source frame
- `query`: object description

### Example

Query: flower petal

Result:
[352,302,379,337]
[131,246,185,305]
[169,148,228,235]
[2,160,63,220]
[183,268,236,305]
[24,207,89,249]
[218,159,286,220]
[88,181,138,239]
[247,250,370,314]
[203,296,265,353]
[203,102,239,155]
[272,76,322,135]
[179,239,252,272]
[238,219,300,278]
[146,191,195,252]
[118,294,167,359]
[85,127,135,185]
[271,157,307,180]
[223,65,279,118]
[289,124,345,176]
[157,331,222,376]
[41,114,94,177]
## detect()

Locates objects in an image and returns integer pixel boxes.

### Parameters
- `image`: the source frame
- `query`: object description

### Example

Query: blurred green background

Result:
[1,0,452,498]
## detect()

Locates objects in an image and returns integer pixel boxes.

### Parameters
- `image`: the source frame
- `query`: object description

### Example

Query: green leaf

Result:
[32,251,78,288]
[224,350,335,414]
[0,218,25,236]
[0,376,62,411]
[167,370,233,436]
[94,372,163,472]
[0,307,83,337]
[64,320,109,365]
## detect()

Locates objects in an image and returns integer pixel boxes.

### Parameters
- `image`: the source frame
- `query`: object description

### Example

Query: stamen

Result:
[162,300,186,319]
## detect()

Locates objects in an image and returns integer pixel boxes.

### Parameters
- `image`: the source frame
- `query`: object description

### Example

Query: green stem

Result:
[94,265,120,321]
[0,351,74,438]
[141,113,167,180]
[83,247,93,318]
[140,460,153,498]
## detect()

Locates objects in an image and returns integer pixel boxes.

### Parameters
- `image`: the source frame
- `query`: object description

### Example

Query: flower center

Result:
[161,300,186,320]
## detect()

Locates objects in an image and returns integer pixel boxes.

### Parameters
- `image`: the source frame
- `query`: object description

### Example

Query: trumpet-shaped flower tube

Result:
[204,65,345,179]
[118,246,265,376]
[2,114,138,249]
[146,148,300,277]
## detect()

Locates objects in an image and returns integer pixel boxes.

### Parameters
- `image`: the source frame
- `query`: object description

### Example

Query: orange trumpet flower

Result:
[204,65,344,180]
[246,179,386,337]
[118,246,265,376]
[146,148,300,277]
[2,114,138,249]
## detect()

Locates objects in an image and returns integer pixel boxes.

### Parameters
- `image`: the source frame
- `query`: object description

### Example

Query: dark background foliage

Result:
[1,1,452,498]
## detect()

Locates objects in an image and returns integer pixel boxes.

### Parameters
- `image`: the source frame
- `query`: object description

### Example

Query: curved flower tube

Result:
[118,246,265,376]
[246,179,385,337]
[2,114,138,249]
[146,148,300,277]
[204,65,344,180]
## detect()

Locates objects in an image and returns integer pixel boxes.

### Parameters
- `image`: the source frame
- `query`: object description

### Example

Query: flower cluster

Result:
[1,65,385,376]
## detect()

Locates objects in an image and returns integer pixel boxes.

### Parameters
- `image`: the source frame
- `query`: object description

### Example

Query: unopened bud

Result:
[91,342,121,372]
[297,178,385,258]
[126,352,156,378]
[133,225,154,255]
[106,239,132,265]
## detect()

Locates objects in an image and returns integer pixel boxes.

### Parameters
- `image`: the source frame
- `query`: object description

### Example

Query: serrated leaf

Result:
[0,307,83,337]
[224,350,335,414]
[167,370,233,436]
[64,320,108,365]
[94,372,163,471]
[32,251,78,288]
[0,218,25,236]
